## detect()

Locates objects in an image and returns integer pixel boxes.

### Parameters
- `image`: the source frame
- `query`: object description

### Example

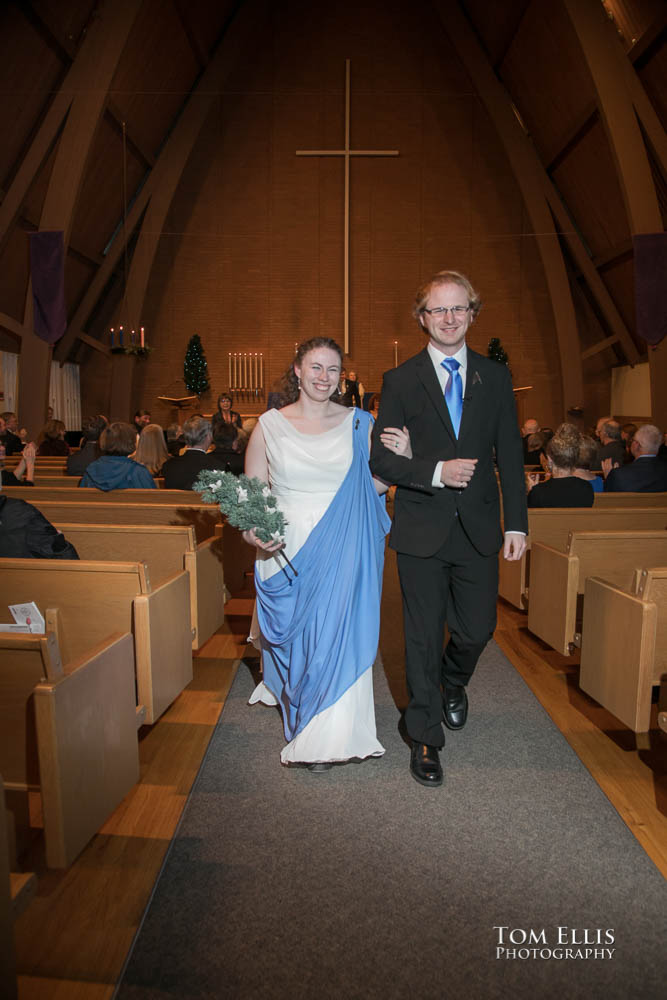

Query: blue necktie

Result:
[441,358,463,437]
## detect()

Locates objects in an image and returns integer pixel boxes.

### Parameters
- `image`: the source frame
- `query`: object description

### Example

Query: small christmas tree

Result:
[487,337,511,371]
[184,334,210,396]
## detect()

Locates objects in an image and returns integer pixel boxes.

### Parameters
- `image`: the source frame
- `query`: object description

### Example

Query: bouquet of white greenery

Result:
[193,470,287,545]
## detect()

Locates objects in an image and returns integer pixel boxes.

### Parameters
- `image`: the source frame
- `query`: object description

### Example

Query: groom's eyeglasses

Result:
[421,305,470,317]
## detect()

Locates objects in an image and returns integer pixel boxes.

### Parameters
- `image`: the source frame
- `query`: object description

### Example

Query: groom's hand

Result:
[440,458,477,488]
[503,532,527,561]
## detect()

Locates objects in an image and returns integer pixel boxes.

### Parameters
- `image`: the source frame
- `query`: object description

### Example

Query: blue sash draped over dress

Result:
[252,407,389,764]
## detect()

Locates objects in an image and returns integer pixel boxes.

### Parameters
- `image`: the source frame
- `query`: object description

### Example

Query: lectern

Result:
[157,396,199,425]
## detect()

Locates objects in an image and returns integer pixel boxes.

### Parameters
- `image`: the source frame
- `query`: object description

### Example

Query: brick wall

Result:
[111,0,562,428]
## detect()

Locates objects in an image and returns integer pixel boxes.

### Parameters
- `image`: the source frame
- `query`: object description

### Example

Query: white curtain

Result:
[0,351,18,413]
[49,362,81,430]
[0,352,80,429]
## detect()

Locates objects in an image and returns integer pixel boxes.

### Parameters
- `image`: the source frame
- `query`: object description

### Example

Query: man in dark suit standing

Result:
[370,270,528,788]
[604,424,667,492]
[339,369,361,408]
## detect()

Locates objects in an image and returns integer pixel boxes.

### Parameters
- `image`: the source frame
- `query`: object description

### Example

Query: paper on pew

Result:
[4,601,46,632]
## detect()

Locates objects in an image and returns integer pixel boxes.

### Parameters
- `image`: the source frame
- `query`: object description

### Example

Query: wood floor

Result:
[12,595,667,998]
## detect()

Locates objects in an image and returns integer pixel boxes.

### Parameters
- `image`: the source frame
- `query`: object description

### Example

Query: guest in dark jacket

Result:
[65,415,108,476]
[597,419,626,467]
[211,393,242,431]
[0,486,78,559]
[605,424,667,492]
[79,422,156,491]
[527,423,594,508]
[162,416,219,490]
[37,419,70,456]
[208,422,244,476]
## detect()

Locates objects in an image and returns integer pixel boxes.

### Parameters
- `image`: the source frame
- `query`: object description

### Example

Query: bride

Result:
[243,337,410,771]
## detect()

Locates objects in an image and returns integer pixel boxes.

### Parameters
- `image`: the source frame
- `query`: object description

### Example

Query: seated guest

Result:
[162,415,219,490]
[597,419,625,467]
[66,415,108,476]
[0,412,23,455]
[621,422,637,462]
[0,479,78,559]
[166,423,185,457]
[367,393,381,421]
[133,409,151,436]
[1,443,35,486]
[209,422,243,476]
[573,435,604,493]
[212,393,242,431]
[132,423,169,476]
[521,417,540,459]
[79,422,156,490]
[527,424,594,507]
[37,419,70,456]
[524,429,548,467]
[604,424,667,492]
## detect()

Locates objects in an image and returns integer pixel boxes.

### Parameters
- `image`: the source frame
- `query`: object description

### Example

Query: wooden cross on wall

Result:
[296,60,399,354]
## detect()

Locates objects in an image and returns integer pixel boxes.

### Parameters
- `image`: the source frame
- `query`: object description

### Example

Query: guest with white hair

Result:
[604,424,667,492]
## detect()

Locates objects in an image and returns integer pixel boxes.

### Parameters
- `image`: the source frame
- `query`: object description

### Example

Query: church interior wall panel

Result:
[460,0,531,69]
[22,145,59,232]
[64,253,96,316]
[607,0,666,49]
[70,119,146,257]
[0,228,31,323]
[30,0,97,50]
[0,5,66,188]
[551,120,632,260]
[130,0,565,427]
[498,0,598,165]
[108,0,202,160]
[638,38,667,132]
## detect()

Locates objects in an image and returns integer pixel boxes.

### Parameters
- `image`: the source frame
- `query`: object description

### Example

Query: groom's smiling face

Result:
[419,281,473,356]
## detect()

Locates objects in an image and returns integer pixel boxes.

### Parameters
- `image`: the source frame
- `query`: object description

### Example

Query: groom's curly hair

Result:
[283,337,344,403]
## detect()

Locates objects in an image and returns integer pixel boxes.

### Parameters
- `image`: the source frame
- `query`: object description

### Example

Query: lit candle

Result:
[233,353,237,388]
[254,353,258,387]
[228,353,232,386]
[393,341,398,367]
[140,326,145,349]
[260,354,263,388]
[110,327,114,348]
[119,326,124,347]
[131,329,135,345]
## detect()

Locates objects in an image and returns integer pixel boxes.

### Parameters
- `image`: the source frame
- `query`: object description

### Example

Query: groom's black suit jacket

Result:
[370,347,528,558]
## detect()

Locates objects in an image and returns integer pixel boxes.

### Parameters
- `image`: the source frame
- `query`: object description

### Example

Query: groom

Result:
[370,270,527,787]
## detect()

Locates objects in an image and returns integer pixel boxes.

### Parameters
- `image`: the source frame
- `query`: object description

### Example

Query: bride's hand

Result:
[242,528,284,552]
[380,425,412,459]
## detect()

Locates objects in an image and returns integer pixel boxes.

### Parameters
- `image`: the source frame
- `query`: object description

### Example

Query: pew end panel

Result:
[527,543,579,656]
[133,572,193,724]
[33,632,139,867]
[184,535,225,650]
[579,578,658,733]
[498,551,528,610]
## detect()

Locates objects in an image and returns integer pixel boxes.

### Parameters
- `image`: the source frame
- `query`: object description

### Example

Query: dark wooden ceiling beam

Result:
[492,0,531,71]
[55,0,259,364]
[432,0,584,413]
[580,334,621,361]
[546,102,598,173]
[17,0,76,65]
[173,0,209,69]
[627,10,667,66]
[105,103,156,168]
[17,0,142,439]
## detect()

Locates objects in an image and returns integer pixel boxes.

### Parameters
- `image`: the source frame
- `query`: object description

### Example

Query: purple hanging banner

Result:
[29,230,67,344]
[633,232,667,347]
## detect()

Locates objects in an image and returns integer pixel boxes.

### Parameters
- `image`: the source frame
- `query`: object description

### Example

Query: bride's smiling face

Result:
[295,348,342,401]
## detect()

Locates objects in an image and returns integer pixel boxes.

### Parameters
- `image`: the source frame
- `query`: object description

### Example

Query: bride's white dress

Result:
[249,407,385,765]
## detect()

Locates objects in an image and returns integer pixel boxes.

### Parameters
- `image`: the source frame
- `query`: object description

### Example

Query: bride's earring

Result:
[297,375,301,390]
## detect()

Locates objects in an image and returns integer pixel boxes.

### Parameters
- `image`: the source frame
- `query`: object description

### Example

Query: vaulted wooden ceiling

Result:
[0,0,665,425]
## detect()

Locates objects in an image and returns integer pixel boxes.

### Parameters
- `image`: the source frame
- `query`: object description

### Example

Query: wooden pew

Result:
[579,567,667,733]
[54,523,225,650]
[527,530,667,656]
[0,559,193,724]
[14,498,221,544]
[594,492,667,508]
[1,776,21,999]
[12,475,166,489]
[2,486,210,506]
[498,506,667,609]
[0,632,139,868]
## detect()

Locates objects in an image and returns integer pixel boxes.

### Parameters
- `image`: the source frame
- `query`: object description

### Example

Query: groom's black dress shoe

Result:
[410,743,443,787]
[443,685,468,730]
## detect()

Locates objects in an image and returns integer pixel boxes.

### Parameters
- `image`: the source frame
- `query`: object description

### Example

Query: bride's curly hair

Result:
[283,337,344,403]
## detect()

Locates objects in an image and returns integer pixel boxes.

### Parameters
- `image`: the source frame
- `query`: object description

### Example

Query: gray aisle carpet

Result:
[116,572,666,999]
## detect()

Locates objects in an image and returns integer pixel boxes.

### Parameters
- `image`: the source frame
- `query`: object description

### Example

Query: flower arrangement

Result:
[193,470,286,544]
